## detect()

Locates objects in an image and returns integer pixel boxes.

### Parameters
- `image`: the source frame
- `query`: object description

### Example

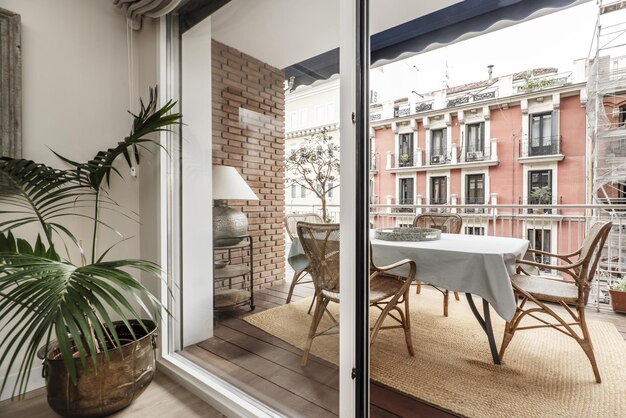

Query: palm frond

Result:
[0,159,90,250]
[54,86,181,191]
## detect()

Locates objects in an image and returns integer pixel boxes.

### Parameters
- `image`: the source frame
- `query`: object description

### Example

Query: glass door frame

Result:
[154,1,371,416]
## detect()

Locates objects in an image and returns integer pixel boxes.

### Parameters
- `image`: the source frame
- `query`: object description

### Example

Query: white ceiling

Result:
[210,0,461,69]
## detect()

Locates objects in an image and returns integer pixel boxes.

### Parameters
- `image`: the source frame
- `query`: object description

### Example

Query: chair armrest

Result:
[373,259,416,281]
[525,248,578,262]
[516,258,584,281]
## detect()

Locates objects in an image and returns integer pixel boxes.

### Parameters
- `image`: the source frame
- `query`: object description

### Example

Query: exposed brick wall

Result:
[211,39,286,290]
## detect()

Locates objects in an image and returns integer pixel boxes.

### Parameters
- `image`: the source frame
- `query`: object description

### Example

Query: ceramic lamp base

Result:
[213,203,248,246]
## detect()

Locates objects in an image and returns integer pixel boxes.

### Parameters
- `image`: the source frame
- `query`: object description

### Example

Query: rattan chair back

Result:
[297,222,340,294]
[578,221,612,285]
[285,213,324,241]
[412,213,462,234]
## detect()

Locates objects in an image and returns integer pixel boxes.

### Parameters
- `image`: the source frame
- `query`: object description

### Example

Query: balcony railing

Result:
[370,153,377,171]
[513,71,572,93]
[429,148,450,165]
[463,143,490,162]
[389,152,421,169]
[286,202,626,309]
[520,136,562,158]
[394,103,411,118]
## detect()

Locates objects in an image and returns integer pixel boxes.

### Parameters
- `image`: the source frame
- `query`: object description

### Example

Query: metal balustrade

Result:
[285,202,626,309]
[520,135,562,158]
[463,143,490,162]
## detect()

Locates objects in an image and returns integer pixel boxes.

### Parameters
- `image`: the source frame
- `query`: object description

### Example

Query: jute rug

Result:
[245,289,626,417]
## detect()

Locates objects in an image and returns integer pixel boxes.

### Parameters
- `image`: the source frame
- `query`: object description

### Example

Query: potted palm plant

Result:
[609,277,626,313]
[0,87,181,417]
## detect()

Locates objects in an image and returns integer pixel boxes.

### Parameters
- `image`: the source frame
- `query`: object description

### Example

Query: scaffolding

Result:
[587,0,626,305]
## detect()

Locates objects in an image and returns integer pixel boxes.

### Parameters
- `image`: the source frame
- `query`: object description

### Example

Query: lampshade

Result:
[212,166,259,201]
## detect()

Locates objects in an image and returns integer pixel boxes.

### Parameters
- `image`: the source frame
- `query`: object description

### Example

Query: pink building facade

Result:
[369,68,588,255]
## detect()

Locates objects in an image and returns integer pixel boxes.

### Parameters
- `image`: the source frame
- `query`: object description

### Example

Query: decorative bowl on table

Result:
[374,227,441,242]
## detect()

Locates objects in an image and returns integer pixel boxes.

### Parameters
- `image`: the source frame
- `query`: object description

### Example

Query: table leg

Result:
[465,293,501,365]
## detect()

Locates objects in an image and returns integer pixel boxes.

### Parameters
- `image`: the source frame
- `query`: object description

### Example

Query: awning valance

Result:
[285,0,588,90]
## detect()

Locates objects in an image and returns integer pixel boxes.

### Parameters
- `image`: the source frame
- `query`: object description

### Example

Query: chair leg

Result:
[286,270,303,304]
[443,290,449,317]
[301,293,324,367]
[415,280,422,294]
[578,307,602,383]
[454,291,460,301]
[403,291,414,356]
[307,291,316,315]
[499,323,515,360]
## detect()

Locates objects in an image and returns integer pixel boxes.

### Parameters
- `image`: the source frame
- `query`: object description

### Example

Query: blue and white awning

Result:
[285,0,589,89]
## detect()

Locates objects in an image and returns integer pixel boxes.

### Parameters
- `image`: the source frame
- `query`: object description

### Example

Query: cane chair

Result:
[499,221,612,383]
[412,213,462,316]
[297,222,416,366]
[284,213,324,304]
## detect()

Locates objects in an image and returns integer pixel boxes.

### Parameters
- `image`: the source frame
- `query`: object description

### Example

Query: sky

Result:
[371,2,600,101]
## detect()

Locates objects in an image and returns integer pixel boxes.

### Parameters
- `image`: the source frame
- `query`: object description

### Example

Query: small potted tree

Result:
[609,277,626,313]
[529,186,552,214]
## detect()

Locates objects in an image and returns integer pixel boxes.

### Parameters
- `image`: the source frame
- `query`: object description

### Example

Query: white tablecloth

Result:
[372,233,529,321]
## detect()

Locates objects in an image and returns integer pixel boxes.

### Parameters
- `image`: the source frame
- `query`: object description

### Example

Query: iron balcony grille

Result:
[430,148,449,165]
[465,197,485,213]
[394,104,411,118]
[390,153,420,169]
[520,135,562,158]
[396,198,415,213]
[464,143,488,161]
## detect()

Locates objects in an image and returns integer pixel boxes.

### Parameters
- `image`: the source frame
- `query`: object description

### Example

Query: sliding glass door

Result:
[157,1,359,416]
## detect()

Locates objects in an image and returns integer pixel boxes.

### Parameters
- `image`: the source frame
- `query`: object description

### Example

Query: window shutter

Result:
[551,110,559,141]
[480,122,485,149]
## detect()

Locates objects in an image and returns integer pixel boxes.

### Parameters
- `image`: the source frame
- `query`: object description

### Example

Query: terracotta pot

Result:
[37,320,157,418]
[609,289,626,314]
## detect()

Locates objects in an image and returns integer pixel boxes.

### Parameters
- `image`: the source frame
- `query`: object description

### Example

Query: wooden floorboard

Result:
[213,324,339,390]
[182,346,336,418]
[185,280,626,418]
[196,337,339,415]
[0,372,225,418]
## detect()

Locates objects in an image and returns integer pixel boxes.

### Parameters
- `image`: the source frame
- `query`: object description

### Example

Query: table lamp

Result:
[212,165,259,246]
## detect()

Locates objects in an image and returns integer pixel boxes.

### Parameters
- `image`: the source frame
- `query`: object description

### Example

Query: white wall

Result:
[0,0,158,400]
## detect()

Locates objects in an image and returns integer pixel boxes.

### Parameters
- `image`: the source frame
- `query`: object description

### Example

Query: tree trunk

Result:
[321,196,328,223]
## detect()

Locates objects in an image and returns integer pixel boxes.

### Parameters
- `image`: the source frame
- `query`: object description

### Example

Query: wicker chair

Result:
[412,213,462,316]
[297,222,416,366]
[284,213,324,304]
[499,221,612,383]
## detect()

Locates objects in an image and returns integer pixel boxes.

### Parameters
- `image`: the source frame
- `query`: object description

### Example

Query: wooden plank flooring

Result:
[0,372,225,418]
[186,278,626,418]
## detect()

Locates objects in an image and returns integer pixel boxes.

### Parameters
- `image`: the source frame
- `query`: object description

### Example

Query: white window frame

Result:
[394,126,416,165]
[426,169,451,205]
[461,167,490,205]
[396,174,417,205]
[523,162,558,205]
[425,115,451,164]
[460,108,490,162]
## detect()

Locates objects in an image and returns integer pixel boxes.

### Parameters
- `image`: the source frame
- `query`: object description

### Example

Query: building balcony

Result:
[385,140,499,173]
[462,143,491,162]
[518,136,564,163]
[370,153,378,173]
[512,71,573,93]
[429,149,451,165]
[387,152,422,171]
